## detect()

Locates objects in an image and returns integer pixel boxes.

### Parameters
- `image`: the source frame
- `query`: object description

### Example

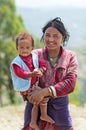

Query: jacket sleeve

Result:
[13,64,29,79]
[54,52,78,97]
[55,73,77,97]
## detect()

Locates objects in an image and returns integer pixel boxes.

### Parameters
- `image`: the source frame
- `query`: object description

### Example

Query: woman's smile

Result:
[47,42,56,47]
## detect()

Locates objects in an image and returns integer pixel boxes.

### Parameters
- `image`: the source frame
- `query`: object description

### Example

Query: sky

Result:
[15,0,86,8]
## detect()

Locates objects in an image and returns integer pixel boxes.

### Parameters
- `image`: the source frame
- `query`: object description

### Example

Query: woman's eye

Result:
[45,34,50,37]
[54,35,57,38]
[53,35,59,38]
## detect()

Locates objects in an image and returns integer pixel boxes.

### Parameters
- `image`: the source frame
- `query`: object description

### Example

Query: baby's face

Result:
[16,39,33,57]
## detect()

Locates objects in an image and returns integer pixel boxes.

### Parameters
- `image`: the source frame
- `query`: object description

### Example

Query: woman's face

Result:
[43,27,64,51]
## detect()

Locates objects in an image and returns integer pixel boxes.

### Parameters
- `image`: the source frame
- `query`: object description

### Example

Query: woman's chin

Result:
[47,47,57,51]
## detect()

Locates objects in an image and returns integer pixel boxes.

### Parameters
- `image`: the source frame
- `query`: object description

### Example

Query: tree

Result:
[0,0,26,106]
[0,0,25,41]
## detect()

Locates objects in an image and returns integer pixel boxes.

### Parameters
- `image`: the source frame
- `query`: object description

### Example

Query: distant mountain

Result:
[16,7,86,48]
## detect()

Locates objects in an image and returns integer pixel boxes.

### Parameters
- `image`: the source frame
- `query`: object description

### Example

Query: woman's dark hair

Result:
[41,17,70,46]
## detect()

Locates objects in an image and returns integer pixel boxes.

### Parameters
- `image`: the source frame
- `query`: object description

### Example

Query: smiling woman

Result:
[21,17,78,130]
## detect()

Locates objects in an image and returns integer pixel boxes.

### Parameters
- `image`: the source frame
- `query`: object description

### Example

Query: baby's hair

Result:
[15,32,34,47]
[41,17,70,46]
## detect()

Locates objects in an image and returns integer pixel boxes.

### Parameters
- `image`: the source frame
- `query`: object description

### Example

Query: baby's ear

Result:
[16,45,18,50]
[32,46,34,50]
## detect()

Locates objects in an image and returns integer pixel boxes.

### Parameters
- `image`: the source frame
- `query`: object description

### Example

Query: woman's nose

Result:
[48,36,54,41]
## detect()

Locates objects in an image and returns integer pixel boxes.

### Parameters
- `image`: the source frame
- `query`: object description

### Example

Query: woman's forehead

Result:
[45,27,60,34]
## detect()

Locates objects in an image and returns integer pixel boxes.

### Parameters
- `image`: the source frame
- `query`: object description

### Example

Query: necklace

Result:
[48,54,59,69]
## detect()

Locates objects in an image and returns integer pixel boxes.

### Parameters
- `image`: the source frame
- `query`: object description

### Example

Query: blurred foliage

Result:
[74,46,86,106]
[69,81,81,106]
[34,38,44,49]
[0,0,26,106]
[0,0,25,40]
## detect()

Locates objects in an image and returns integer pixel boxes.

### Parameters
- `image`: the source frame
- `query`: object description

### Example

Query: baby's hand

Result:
[34,69,43,77]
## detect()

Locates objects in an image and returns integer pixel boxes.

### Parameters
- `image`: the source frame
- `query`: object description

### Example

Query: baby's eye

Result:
[27,47,30,49]
[20,47,24,49]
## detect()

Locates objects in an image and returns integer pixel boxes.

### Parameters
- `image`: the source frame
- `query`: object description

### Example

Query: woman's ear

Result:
[62,36,65,43]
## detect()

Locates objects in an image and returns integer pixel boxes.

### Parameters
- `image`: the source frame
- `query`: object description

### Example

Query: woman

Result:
[22,17,78,130]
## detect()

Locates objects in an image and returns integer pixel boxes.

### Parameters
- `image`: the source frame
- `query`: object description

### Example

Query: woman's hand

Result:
[28,89,44,105]
[28,87,50,105]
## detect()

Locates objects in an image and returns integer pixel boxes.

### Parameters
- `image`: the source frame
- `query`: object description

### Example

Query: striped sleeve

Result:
[54,73,77,97]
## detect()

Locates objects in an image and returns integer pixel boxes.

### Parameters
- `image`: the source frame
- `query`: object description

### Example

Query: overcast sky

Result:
[15,0,86,8]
